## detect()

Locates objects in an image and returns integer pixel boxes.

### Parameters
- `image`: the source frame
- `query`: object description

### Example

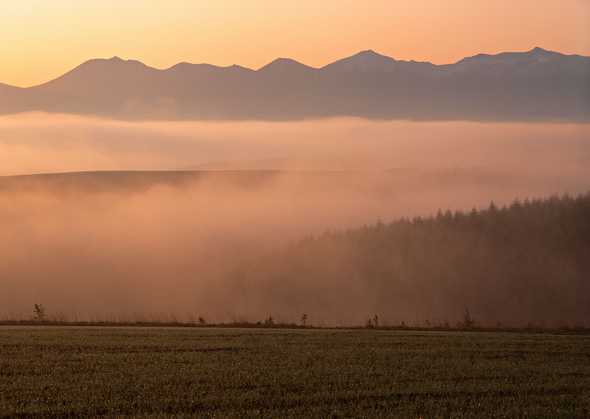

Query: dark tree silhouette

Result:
[33,304,46,322]
[230,193,590,327]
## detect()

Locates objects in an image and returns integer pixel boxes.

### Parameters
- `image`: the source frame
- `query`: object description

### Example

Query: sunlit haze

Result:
[2,2,590,416]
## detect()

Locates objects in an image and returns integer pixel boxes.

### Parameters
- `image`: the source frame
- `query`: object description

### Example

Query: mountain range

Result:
[1,47,589,121]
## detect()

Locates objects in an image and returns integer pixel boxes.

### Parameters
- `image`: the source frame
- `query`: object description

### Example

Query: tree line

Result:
[228,193,590,327]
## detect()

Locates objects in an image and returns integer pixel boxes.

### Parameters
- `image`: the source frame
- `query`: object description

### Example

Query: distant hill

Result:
[1,47,589,121]
[0,168,538,196]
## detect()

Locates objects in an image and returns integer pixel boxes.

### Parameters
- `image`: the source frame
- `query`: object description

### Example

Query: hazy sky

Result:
[1,0,589,87]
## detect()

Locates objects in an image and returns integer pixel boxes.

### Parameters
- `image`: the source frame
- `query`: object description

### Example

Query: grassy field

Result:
[1,327,589,418]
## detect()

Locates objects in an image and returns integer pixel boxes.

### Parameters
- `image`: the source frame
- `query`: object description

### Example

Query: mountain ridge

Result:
[1,47,588,121]
[5,47,588,88]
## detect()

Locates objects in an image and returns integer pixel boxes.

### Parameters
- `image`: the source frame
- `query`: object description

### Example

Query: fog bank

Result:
[1,113,589,176]
[1,115,589,324]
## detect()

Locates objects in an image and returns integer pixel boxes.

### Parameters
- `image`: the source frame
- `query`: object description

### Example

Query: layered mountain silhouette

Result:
[1,47,589,121]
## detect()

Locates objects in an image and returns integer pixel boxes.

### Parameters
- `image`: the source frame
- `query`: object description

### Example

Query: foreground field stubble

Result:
[0,327,589,418]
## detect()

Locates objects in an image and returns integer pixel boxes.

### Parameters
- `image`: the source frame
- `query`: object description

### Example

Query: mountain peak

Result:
[80,56,150,69]
[458,47,564,66]
[354,49,388,58]
[529,47,558,55]
[258,58,314,72]
[347,49,396,63]
[166,62,254,75]
[323,49,396,71]
[527,47,560,57]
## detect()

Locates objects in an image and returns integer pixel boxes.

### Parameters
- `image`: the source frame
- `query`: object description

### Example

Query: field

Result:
[1,327,589,418]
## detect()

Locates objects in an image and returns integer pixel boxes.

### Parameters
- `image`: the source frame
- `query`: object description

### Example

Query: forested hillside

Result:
[232,194,590,327]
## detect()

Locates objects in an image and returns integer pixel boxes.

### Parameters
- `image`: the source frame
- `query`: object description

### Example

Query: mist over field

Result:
[1,114,589,325]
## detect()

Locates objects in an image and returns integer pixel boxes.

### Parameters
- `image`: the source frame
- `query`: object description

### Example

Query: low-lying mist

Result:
[1,113,589,175]
[1,114,589,325]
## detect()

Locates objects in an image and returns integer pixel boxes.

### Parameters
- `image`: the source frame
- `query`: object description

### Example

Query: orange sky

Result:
[2,0,589,87]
